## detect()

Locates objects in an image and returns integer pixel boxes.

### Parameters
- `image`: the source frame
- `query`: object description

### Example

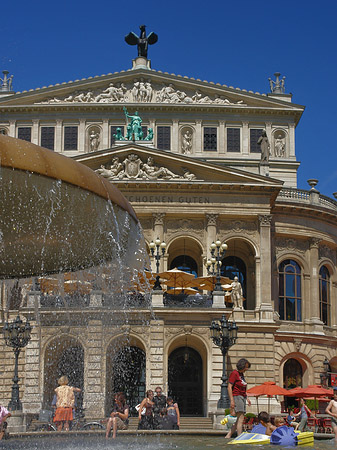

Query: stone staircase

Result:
[128,416,213,430]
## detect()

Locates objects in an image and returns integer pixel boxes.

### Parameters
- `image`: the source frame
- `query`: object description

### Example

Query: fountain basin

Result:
[0,135,141,278]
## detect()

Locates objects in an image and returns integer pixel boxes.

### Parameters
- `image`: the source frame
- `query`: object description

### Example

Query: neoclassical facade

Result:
[0,57,336,422]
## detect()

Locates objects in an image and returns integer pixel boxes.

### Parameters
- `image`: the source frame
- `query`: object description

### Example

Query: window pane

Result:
[203,127,217,151]
[297,299,302,321]
[286,298,295,321]
[64,126,78,150]
[279,297,284,320]
[227,128,240,152]
[41,127,55,150]
[279,273,284,296]
[285,274,295,297]
[250,129,263,153]
[157,126,171,150]
[18,127,32,142]
[142,126,147,139]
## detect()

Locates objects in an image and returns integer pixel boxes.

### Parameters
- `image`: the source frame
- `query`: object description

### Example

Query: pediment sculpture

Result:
[36,80,246,106]
[96,154,197,181]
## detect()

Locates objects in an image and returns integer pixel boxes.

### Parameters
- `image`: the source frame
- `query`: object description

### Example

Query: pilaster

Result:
[102,118,109,148]
[9,119,15,137]
[258,215,272,310]
[149,320,164,391]
[309,238,324,333]
[32,119,39,145]
[151,213,166,272]
[172,119,179,153]
[219,120,225,155]
[83,320,105,419]
[289,122,295,157]
[242,121,249,155]
[79,118,86,153]
[195,120,202,155]
[55,119,63,152]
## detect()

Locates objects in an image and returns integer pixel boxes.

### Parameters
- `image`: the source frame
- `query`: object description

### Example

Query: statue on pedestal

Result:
[231,276,243,309]
[125,25,158,58]
[123,107,143,140]
[257,131,270,163]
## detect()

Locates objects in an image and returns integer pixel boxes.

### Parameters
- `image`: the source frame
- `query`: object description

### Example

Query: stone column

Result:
[83,320,105,419]
[258,215,274,320]
[242,121,249,155]
[149,320,164,391]
[195,120,202,155]
[102,119,109,148]
[9,119,16,137]
[79,118,86,153]
[55,119,63,152]
[172,119,179,153]
[308,238,324,332]
[22,320,43,416]
[152,213,165,272]
[219,120,225,155]
[206,214,218,254]
[265,121,272,154]
[31,119,39,145]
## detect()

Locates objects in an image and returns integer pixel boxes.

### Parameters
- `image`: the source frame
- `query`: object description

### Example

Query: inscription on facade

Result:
[126,195,210,204]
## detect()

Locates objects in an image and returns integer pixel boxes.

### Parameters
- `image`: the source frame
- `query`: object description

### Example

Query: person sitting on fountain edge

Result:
[153,386,167,429]
[0,405,11,440]
[106,392,129,439]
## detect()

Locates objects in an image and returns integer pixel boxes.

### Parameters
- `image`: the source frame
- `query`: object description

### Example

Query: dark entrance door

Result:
[108,346,146,416]
[168,347,203,416]
[57,346,84,410]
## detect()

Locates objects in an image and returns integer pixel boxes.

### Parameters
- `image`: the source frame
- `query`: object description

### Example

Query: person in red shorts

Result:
[225,358,251,438]
[53,375,81,431]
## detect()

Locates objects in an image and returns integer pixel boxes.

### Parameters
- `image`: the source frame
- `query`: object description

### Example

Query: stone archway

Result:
[43,336,84,409]
[168,346,203,416]
[106,341,146,416]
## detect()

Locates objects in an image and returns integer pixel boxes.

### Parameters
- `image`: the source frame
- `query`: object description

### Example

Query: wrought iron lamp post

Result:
[3,315,32,410]
[149,237,166,290]
[209,240,228,291]
[210,314,238,409]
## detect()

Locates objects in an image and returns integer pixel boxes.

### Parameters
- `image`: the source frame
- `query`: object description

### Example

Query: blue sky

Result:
[2,0,336,197]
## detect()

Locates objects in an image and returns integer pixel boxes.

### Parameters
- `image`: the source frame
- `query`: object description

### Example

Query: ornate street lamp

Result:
[3,315,32,410]
[210,314,238,409]
[149,237,166,290]
[209,240,228,291]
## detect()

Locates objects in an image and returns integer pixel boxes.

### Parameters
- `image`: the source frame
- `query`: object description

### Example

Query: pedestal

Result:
[7,410,26,433]
[212,291,225,308]
[259,163,270,177]
[132,57,151,70]
[151,291,164,307]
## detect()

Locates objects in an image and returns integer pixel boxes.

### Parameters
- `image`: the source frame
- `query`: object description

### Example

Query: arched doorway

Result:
[283,358,303,409]
[43,337,84,409]
[168,347,203,416]
[106,345,145,416]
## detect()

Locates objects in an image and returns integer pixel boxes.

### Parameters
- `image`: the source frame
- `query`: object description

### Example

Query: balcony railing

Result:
[277,188,337,212]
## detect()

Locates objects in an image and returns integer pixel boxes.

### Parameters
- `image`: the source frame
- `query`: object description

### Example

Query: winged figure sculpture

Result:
[125,25,158,58]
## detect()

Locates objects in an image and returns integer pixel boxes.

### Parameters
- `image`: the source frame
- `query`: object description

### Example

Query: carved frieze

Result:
[96,154,197,181]
[36,79,247,106]
[319,244,337,265]
[275,237,308,256]
[206,214,218,227]
[219,220,257,235]
[258,215,272,226]
[166,219,204,232]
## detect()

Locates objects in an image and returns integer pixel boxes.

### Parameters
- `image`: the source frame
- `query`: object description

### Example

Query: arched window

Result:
[170,255,198,277]
[278,259,302,321]
[319,266,331,326]
[221,256,246,300]
[283,358,302,389]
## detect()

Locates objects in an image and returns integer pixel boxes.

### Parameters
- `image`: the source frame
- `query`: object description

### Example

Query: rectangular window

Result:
[142,126,148,139]
[64,126,78,150]
[157,126,171,150]
[227,128,240,152]
[111,126,125,144]
[250,129,263,153]
[18,127,32,142]
[41,127,55,150]
[203,127,217,151]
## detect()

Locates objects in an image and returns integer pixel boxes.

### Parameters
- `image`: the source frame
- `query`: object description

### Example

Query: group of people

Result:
[225,357,337,439]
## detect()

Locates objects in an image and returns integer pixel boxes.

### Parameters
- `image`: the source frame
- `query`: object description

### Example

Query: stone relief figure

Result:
[142,156,179,180]
[131,80,152,102]
[181,130,193,154]
[231,276,243,309]
[192,90,211,103]
[274,136,285,157]
[94,84,119,102]
[89,130,100,151]
[257,131,270,163]
[95,154,196,181]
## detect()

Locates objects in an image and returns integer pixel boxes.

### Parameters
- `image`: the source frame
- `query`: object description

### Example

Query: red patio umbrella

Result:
[287,385,333,398]
[247,381,289,413]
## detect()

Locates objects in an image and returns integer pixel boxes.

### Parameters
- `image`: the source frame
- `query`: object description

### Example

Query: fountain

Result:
[0,134,144,279]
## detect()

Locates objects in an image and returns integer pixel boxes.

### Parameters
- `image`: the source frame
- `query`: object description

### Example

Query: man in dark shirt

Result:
[153,386,167,429]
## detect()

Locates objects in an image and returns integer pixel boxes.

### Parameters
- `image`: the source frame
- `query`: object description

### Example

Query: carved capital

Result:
[309,238,321,249]
[206,213,218,227]
[184,325,193,334]
[153,213,165,226]
[258,214,272,226]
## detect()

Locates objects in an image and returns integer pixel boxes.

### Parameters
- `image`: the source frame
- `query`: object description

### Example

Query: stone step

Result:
[128,416,213,430]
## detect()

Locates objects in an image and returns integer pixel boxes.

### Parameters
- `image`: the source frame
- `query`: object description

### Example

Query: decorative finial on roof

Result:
[0,70,14,92]
[268,72,286,94]
[125,25,158,59]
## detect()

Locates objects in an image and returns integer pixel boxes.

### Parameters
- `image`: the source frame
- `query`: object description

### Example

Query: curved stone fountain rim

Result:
[0,134,138,223]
